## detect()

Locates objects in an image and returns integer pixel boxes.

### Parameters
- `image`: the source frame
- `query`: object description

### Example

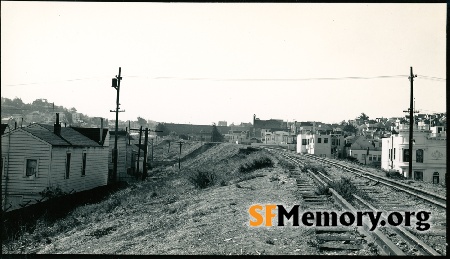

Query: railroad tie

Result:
[315,228,363,251]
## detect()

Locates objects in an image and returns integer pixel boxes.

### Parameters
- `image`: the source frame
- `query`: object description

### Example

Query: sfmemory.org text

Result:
[248,204,431,231]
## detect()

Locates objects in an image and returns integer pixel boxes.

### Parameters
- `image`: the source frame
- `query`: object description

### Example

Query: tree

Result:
[155,123,169,137]
[211,124,224,142]
[343,124,357,135]
[358,113,369,122]
[137,117,147,127]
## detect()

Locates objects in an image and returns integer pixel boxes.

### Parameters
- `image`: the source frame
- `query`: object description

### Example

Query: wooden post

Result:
[142,128,148,180]
[136,126,142,178]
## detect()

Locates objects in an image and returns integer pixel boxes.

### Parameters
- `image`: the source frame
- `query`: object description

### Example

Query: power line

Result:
[3,74,445,87]
[154,75,410,81]
[416,75,446,81]
[2,76,109,87]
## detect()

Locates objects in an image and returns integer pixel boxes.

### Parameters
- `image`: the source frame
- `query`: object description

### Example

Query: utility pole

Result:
[136,126,142,178]
[151,138,154,165]
[142,128,149,180]
[407,67,417,179]
[177,141,183,169]
[110,67,123,184]
[129,127,161,179]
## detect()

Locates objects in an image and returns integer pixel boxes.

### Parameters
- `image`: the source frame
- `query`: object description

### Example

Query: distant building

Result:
[226,129,250,144]
[218,121,227,127]
[345,136,382,166]
[72,112,81,123]
[381,121,446,184]
[252,114,287,142]
[297,133,345,158]
[162,123,232,142]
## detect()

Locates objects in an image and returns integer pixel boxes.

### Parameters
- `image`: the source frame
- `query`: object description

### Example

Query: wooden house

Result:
[1,114,109,211]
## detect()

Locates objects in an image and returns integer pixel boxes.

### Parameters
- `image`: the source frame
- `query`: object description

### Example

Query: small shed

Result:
[1,118,109,211]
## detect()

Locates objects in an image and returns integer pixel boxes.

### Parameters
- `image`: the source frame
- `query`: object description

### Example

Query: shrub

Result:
[315,185,330,196]
[239,156,273,173]
[188,169,216,189]
[39,186,67,199]
[330,177,372,203]
[302,163,327,175]
[345,156,358,163]
[384,170,405,180]
[278,159,296,170]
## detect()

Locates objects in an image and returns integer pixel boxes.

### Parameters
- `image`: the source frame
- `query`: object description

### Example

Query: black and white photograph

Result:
[1,2,446,256]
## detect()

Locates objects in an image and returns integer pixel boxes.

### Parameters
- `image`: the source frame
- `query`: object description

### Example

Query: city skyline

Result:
[1,3,446,125]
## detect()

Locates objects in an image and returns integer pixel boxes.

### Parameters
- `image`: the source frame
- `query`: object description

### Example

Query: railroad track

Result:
[267,148,444,256]
[289,167,365,253]
[300,152,446,209]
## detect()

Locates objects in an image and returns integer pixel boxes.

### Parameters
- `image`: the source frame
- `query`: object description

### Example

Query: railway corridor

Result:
[268,148,446,256]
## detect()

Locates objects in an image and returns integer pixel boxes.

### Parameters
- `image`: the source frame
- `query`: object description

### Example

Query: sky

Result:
[1,2,446,126]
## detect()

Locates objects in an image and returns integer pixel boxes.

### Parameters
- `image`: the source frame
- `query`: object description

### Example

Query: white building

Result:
[381,122,446,184]
[297,133,345,158]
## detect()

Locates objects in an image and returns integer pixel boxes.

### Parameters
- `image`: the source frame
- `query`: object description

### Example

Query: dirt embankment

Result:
[3,144,319,254]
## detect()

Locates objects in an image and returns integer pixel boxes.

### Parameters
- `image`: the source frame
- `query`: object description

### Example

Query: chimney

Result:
[54,113,61,135]
[14,121,17,129]
[100,118,104,145]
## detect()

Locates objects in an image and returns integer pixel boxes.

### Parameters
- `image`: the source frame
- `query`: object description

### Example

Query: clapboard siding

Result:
[2,130,51,210]
[2,128,109,211]
[50,146,108,193]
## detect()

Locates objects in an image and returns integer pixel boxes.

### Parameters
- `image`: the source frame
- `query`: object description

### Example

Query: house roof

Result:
[299,122,313,126]
[1,124,8,135]
[254,119,286,129]
[350,136,381,151]
[21,124,103,147]
[71,127,109,144]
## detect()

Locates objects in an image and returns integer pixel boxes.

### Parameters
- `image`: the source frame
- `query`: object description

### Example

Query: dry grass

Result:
[2,143,373,255]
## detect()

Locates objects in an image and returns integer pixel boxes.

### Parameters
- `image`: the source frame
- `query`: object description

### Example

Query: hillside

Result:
[1,143,336,255]
[2,143,380,255]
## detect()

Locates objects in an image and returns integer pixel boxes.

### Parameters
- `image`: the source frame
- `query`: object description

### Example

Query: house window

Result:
[369,156,372,161]
[394,148,396,159]
[414,171,423,181]
[318,138,321,143]
[403,149,409,162]
[26,159,38,177]
[378,155,381,161]
[324,138,328,143]
[65,153,71,179]
[433,172,439,184]
[82,153,87,176]
[302,139,307,145]
[416,149,423,163]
